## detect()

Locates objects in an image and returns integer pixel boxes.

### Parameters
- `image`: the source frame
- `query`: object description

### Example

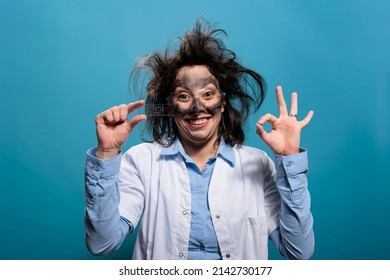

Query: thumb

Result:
[126,114,147,134]
[256,123,270,142]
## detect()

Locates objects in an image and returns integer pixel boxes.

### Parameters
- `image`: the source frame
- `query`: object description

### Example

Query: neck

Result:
[180,136,220,171]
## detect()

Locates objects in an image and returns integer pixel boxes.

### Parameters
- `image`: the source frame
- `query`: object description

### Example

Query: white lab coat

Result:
[118,142,280,260]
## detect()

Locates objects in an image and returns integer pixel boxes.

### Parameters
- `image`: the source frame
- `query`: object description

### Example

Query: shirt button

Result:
[286,161,293,167]
[216,214,221,219]
[200,245,205,251]
[182,210,187,215]
[226,253,231,258]
[179,252,184,257]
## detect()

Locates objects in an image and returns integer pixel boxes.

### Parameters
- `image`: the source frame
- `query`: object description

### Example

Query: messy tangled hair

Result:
[131,19,266,147]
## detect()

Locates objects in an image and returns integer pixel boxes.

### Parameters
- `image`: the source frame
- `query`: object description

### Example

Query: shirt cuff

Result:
[274,148,308,176]
[85,147,122,179]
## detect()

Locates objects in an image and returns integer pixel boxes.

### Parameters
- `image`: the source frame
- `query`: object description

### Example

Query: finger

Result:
[97,109,114,123]
[290,92,298,116]
[256,122,275,146]
[276,86,288,116]
[300,110,314,128]
[97,105,123,125]
[118,104,128,122]
[127,114,147,133]
[256,113,277,143]
[256,123,269,141]
[127,100,145,114]
[257,113,278,126]
[111,106,120,122]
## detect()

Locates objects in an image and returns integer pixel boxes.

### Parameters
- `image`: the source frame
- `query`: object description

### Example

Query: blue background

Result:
[1,0,389,260]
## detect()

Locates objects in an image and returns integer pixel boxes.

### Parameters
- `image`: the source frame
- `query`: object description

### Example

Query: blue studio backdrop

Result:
[1,0,389,260]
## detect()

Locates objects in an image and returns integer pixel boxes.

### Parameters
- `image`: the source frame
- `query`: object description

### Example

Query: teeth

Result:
[189,118,207,125]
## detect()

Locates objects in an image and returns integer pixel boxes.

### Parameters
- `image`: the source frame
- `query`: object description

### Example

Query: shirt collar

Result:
[160,138,235,167]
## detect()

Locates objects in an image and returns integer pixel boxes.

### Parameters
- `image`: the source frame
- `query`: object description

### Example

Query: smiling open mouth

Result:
[188,118,208,125]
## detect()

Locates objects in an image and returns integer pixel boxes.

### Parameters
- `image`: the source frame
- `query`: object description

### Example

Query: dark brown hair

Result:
[131,19,266,147]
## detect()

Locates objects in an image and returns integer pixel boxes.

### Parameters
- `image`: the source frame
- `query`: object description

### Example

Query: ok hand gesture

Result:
[256,86,314,155]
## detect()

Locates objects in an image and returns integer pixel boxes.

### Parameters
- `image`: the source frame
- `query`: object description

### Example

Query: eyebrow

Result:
[173,75,220,90]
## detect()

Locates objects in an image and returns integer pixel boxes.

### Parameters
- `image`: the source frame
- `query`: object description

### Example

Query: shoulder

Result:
[234,144,270,159]
[122,142,163,161]
[233,145,275,170]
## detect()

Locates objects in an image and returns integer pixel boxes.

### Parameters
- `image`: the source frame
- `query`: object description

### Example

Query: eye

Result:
[202,90,216,100]
[176,92,191,102]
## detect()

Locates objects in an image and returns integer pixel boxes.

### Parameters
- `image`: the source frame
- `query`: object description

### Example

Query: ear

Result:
[221,92,227,113]
[221,100,226,113]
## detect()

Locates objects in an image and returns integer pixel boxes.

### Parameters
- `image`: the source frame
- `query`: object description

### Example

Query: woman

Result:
[84,20,314,260]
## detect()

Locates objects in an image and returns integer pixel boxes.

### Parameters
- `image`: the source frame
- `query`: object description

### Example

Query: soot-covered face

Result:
[171,65,225,147]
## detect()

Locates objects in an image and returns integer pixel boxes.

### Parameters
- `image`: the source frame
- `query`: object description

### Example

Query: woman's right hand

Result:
[95,100,147,159]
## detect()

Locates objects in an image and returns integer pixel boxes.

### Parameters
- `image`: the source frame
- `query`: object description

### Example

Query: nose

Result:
[190,97,205,112]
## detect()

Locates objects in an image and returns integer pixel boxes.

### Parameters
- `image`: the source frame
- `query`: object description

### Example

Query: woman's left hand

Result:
[256,86,314,155]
